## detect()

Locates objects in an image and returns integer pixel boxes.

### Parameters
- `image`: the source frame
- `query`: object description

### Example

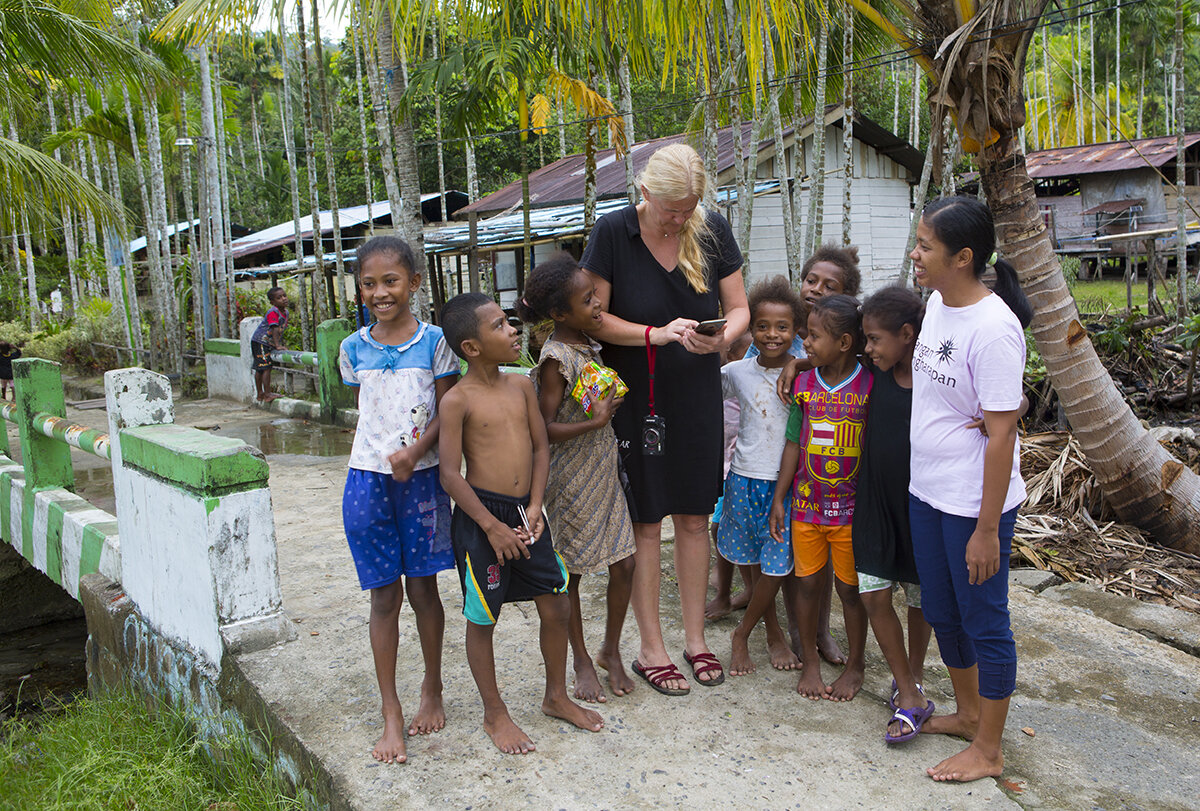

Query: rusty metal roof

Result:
[462,105,922,215]
[1026,134,1200,178]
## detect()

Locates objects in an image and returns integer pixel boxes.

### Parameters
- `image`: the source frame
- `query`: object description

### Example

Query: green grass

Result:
[0,689,302,811]
[1071,279,1150,314]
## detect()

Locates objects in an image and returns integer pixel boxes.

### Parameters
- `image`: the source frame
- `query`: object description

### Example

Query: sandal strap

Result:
[687,652,723,677]
[889,707,919,735]
[639,663,686,683]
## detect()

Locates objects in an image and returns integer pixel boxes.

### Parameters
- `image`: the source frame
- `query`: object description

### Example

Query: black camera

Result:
[642,415,666,456]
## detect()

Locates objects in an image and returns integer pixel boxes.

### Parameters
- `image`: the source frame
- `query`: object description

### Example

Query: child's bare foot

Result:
[817,630,847,665]
[596,648,635,696]
[373,705,407,763]
[827,665,864,701]
[921,711,978,740]
[728,629,755,676]
[729,589,750,611]
[927,743,1004,782]
[542,695,604,732]
[484,710,536,755]
[767,637,800,671]
[795,661,830,701]
[573,658,607,703]
[407,686,445,735]
[705,594,733,620]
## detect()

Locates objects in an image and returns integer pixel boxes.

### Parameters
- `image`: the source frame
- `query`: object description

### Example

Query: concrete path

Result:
[58,396,1200,809]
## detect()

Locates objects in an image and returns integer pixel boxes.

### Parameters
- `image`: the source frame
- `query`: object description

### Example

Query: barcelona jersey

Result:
[784,364,872,526]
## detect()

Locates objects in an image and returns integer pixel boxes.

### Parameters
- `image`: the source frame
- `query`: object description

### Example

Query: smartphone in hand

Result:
[694,318,727,336]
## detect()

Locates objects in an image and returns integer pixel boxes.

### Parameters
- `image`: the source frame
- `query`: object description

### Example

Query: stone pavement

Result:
[59,395,1200,809]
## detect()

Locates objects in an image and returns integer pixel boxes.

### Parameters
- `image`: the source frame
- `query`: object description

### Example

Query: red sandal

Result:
[632,660,690,696]
[683,650,725,686]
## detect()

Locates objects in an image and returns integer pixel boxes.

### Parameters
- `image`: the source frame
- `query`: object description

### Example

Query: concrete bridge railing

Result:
[2,358,294,673]
[205,317,355,423]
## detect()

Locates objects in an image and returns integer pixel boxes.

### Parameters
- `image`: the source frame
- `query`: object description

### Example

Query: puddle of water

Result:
[214,418,355,458]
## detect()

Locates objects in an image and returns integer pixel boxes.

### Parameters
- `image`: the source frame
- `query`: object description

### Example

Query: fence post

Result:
[316,318,354,422]
[13,358,73,493]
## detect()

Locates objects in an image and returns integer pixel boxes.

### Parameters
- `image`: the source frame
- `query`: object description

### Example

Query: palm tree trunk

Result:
[279,11,311,350]
[842,2,855,246]
[432,24,448,227]
[1116,2,1122,135]
[104,140,140,352]
[724,0,749,256]
[618,48,636,203]
[584,58,599,238]
[979,136,1200,548]
[910,61,920,149]
[250,96,265,180]
[144,88,180,370]
[807,20,829,255]
[702,17,720,209]
[19,210,38,328]
[358,0,405,249]
[764,23,796,269]
[1042,29,1056,147]
[465,128,481,292]
[1174,0,1187,317]
[47,93,78,311]
[122,84,165,367]
[296,2,330,323]
[212,49,238,333]
[199,44,229,338]
[83,115,120,304]
[351,12,375,236]
[69,92,96,297]
[180,93,203,351]
[901,125,938,281]
[312,2,349,320]
[1136,52,1145,138]
[376,10,429,320]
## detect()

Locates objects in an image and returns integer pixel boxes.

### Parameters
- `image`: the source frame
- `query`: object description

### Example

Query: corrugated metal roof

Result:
[228,199,393,260]
[1082,197,1146,215]
[1026,134,1200,178]
[428,181,781,255]
[462,106,921,215]
[130,219,200,254]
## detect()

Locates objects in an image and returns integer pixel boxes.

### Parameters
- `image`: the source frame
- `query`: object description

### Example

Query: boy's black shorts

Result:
[251,340,274,372]
[451,486,568,626]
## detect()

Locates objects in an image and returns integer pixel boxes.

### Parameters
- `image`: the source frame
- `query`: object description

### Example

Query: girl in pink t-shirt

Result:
[907,196,1032,784]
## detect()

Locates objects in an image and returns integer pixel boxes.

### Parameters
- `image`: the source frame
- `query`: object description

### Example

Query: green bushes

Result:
[0,297,136,374]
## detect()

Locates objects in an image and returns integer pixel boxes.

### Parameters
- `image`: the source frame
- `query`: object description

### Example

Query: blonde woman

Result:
[582,143,750,695]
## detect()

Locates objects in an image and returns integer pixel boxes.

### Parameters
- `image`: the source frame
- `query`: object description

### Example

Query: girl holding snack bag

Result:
[518,253,638,703]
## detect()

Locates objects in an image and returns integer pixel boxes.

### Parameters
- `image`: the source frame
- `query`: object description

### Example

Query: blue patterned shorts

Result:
[716,472,794,577]
[342,466,454,590]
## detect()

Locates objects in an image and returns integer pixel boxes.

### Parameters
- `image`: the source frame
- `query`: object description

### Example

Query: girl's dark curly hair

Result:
[514,252,586,323]
[801,244,861,297]
[861,285,924,335]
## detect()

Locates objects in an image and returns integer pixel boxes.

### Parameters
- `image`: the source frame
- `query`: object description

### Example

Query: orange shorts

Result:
[791,521,857,585]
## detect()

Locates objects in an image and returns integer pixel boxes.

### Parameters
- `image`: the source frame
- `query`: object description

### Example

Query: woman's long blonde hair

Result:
[638,144,713,294]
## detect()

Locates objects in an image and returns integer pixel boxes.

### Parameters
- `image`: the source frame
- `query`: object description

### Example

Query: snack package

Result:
[570,361,629,416]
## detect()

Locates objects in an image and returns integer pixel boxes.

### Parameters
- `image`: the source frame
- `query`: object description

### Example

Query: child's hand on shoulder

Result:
[486,520,532,563]
[387,445,421,482]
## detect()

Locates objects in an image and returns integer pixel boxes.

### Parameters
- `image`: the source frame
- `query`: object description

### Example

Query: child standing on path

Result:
[907,196,1032,783]
[251,287,289,402]
[722,277,806,677]
[0,342,21,400]
[439,292,604,755]
[517,254,637,703]
[770,294,871,702]
[855,287,934,743]
[338,237,459,764]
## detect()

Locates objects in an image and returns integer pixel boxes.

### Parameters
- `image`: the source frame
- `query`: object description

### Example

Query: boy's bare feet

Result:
[767,637,800,671]
[921,711,978,740]
[484,710,536,755]
[827,665,864,701]
[817,630,847,665]
[927,743,1004,782]
[729,629,755,676]
[730,590,750,611]
[373,705,407,763]
[795,661,830,700]
[542,695,604,732]
[705,594,733,620]
[407,685,446,735]
[573,657,607,703]
[596,648,635,696]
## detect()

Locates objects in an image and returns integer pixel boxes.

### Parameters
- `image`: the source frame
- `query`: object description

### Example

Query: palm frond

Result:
[0,135,123,231]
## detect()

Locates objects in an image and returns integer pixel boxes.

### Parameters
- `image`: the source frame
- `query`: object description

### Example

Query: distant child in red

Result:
[770,294,871,702]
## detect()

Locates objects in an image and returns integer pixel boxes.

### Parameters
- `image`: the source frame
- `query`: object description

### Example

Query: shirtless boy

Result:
[438,292,604,755]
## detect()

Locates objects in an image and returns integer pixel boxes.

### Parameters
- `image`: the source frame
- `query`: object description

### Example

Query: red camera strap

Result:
[645,326,657,416]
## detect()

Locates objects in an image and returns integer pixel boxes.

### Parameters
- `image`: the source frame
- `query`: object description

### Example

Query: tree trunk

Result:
[279,11,311,350]
[1175,0,1187,317]
[105,140,140,352]
[1042,29,1056,147]
[465,129,481,292]
[900,127,938,282]
[725,0,750,259]
[19,210,38,328]
[376,8,429,319]
[842,2,854,246]
[312,2,349,319]
[359,0,405,250]
[618,48,636,203]
[250,95,265,179]
[212,49,238,333]
[910,60,920,149]
[702,17,720,209]
[1116,3,1122,136]
[807,21,829,256]
[584,59,599,239]
[70,92,97,297]
[180,93,204,350]
[199,45,229,338]
[296,1,329,323]
[84,117,120,304]
[351,11,375,236]
[981,138,1200,547]
[144,88,180,370]
[764,24,796,270]
[121,84,165,367]
[47,93,78,310]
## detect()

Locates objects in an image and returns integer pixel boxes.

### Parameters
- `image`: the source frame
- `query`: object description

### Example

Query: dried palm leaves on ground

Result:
[1015,431,1200,614]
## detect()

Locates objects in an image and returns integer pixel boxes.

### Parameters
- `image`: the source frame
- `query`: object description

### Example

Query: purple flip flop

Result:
[884,699,936,745]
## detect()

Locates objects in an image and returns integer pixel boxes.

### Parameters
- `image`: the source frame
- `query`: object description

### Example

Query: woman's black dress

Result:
[851,366,919,583]
[580,205,743,523]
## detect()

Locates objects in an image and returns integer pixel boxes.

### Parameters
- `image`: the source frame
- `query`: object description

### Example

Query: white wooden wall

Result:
[739,129,914,295]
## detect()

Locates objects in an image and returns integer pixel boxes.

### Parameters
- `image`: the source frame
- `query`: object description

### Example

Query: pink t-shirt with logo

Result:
[784,363,872,526]
[909,291,1026,517]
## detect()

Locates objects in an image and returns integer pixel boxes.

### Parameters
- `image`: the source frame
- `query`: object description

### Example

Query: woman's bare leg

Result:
[673,513,719,680]
[630,521,688,691]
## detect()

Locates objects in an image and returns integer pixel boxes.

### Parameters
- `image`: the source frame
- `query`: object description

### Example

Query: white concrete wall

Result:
[204,318,258,404]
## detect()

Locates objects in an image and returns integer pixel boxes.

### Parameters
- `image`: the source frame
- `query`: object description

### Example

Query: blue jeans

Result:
[909,495,1018,700]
